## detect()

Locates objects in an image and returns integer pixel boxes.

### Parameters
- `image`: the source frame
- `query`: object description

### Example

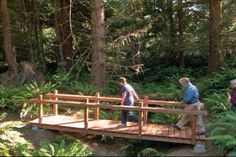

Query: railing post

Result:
[94,93,100,120]
[138,102,143,137]
[38,94,43,124]
[143,96,148,124]
[53,90,58,115]
[84,98,89,130]
[191,107,197,144]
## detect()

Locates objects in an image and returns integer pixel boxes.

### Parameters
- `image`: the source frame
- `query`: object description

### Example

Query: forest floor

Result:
[2,109,221,156]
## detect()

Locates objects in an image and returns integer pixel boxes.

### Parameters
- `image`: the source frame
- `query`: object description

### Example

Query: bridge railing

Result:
[29,90,207,144]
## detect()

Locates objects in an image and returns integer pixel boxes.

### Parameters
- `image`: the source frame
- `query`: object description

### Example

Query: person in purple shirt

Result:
[228,79,236,108]
[117,77,139,128]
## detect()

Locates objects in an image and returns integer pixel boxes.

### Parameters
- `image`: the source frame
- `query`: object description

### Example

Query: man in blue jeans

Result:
[171,77,206,135]
[118,77,139,128]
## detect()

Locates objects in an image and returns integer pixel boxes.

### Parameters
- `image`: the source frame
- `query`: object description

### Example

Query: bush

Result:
[198,69,235,97]
[32,135,90,156]
[0,81,56,118]
[149,112,181,125]
[203,93,228,115]
[208,111,236,156]
[122,140,158,156]
[138,148,163,157]
[0,142,10,156]
[64,81,100,95]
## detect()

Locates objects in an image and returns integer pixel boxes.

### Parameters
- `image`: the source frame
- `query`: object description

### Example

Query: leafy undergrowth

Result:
[1,68,236,156]
[0,111,91,156]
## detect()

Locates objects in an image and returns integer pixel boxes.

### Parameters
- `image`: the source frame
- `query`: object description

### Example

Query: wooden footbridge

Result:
[29,90,207,145]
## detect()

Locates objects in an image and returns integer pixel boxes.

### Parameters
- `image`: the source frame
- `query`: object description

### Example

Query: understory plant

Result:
[32,135,90,156]
[208,110,236,156]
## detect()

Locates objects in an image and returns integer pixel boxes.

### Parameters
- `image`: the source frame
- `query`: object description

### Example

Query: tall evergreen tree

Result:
[208,0,222,72]
[1,0,17,74]
[90,0,106,88]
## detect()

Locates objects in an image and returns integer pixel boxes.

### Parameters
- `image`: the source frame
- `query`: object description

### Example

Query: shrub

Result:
[208,111,236,155]
[203,93,228,115]
[32,136,90,156]
[122,140,157,156]
[64,81,100,95]
[150,112,181,125]
[138,148,163,157]
[0,142,10,156]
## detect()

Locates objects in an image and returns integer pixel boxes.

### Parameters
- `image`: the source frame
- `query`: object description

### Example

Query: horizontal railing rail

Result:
[29,98,207,116]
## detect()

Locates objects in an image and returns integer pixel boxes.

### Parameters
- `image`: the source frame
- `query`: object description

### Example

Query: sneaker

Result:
[196,130,206,135]
[170,123,181,131]
[117,124,127,128]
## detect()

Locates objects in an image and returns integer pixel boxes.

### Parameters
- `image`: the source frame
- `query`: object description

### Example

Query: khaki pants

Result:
[176,102,205,132]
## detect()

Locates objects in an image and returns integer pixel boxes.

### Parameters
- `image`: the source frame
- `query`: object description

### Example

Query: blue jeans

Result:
[120,103,138,125]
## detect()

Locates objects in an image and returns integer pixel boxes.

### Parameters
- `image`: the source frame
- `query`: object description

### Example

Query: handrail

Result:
[29,98,207,116]
[46,92,186,107]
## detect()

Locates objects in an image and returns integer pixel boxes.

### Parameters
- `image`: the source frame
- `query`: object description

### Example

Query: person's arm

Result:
[132,90,140,100]
[228,92,231,101]
[121,92,126,105]
[182,89,195,104]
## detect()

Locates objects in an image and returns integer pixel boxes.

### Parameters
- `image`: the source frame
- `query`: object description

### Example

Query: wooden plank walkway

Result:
[29,115,206,145]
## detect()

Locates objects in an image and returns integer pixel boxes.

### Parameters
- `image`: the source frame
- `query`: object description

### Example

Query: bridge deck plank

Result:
[29,115,206,144]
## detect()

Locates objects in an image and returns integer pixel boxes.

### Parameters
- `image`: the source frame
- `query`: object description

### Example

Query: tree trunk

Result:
[90,0,106,88]
[55,0,73,70]
[23,0,34,63]
[208,0,221,72]
[1,0,17,74]
[166,0,176,64]
[177,0,185,67]
[33,1,46,72]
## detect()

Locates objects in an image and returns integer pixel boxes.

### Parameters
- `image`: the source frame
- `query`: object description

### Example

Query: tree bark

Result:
[208,0,221,72]
[33,1,46,72]
[1,0,17,74]
[177,0,185,67]
[23,0,34,63]
[90,0,106,88]
[166,0,177,64]
[55,0,73,70]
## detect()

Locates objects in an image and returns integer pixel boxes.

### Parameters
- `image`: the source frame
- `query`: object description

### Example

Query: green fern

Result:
[208,111,236,153]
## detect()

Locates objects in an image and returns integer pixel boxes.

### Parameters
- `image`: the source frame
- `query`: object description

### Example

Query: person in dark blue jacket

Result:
[171,77,206,135]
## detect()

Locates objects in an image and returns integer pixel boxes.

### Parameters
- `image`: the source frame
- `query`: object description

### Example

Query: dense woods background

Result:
[0,0,236,156]
[0,0,235,87]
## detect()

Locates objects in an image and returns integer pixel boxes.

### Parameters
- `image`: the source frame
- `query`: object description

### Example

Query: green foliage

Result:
[203,93,228,115]
[143,67,197,84]
[100,135,114,144]
[51,64,71,89]
[65,81,100,95]
[122,140,160,156]
[198,69,235,97]
[100,110,120,120]
[12,143,32,156]
[0,82,55,116]
[0,142,10,156]
[103,80,120,95]
[150,113,181,125]
[134,83,182,101]
[138,148,163,157]
[32,136,90,156]
[0,112,7,122]
[208,111,236,154]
